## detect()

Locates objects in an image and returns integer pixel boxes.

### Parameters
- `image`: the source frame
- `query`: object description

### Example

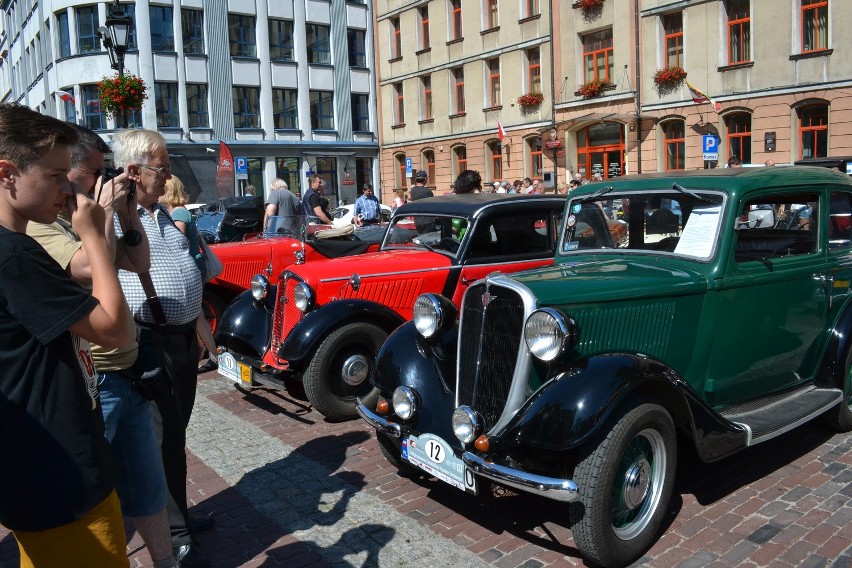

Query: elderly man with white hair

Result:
[264,178,301,232]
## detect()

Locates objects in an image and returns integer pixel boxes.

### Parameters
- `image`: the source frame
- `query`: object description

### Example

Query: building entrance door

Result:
[576,122,625,179]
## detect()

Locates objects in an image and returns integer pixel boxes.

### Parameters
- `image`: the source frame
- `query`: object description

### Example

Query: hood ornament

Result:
[481,290,495,307]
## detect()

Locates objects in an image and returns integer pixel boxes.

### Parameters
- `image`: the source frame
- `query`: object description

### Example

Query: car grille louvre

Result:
[457,282,525,431]
[219,260,266,288]
[340,278,424,309]
[271,276,302,355]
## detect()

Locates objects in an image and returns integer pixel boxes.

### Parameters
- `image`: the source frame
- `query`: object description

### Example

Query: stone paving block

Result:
[747,523,783,545]
[720,540,760,565]
[676,550,719,568]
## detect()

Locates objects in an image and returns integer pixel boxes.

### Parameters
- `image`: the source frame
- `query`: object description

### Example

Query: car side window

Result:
[734,192,819,263]
[470,211,552,259]
[829,192,852,250]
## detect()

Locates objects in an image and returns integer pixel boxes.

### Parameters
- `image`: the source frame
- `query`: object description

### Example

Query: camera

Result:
[102,166,123,183]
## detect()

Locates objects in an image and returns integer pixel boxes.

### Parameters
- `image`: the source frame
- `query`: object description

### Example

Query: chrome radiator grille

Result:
[457,282,526,431]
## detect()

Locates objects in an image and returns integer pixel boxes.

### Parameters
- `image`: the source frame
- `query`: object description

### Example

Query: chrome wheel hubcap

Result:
[340,354,369,386]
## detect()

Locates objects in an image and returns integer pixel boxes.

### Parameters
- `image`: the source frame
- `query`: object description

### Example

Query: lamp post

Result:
[97,1,132,128]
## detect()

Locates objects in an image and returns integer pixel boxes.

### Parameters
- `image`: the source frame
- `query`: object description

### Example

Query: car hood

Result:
[286,248,452,285]
[511,256,710,305]
[209,236,301,289]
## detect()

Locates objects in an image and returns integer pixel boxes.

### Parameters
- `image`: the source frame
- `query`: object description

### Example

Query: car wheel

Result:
[304,322,387,421]
[568,403,677,568]
[202,291,226,336]
[823,347,852,432]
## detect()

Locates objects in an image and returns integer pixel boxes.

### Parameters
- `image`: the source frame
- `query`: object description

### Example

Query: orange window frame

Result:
[454,68,465,113]
[487,0,498,28]
[420,7,430,50]
[397,155,408,188]
[799,105,828,159]
[582,31,613,82]
[801,0,828,53]
[664,121,685,171]
[663,13,683,68]
[424,150,436,182]
[528,49,541,92]
[451,0,462,40]
[727,0,750,64]
[491,142,502,180]
[391,18,401,58]
[488,59,500,107]
[526,0,540,17]
[455,146,468,174]
[422,76,432,120]
[726,113,751,162]
[395,83,404,124]
[530,137,542,177]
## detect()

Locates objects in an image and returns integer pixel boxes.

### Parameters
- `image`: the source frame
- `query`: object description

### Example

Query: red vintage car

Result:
[214,194,566,420]
[203,218,388,332]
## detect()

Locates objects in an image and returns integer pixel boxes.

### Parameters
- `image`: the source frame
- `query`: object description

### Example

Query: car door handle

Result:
[814,274,835,310]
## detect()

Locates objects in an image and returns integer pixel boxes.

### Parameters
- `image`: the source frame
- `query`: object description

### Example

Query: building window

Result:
[583,30,613,82]
[351,94,370,131]
[269,19,294,61]
[182,9,204,54]
[726,113,751,164]
[452,67,465,114]
[528,137,542,177]
[61,87,75,123]
[306,24,331,64]
[355,157,373,190]
[150,6,175,51]
[527,48,541,93]
[663,120,685,170]
[802,0,828,53]
[423,149,436,183]
[186,83,208,128]
[76,6,99,54]
[155,82,179,127]
[81,85,104,130]
[126,11,138,50]
[229,15,256,57]
[56,11,71,58]
[233,86,261,128]
[799,104,828,159]
[485,0,498,29]
[390,17,401,59]
[449,0,463,41]
[525,0,540,18]
[348,28,367,67]
[272,88,298,129]
[310,90,334,130]
[275,157,301,196]
[421,75,433,120]
[418,7,430,50]
[488,141,502,180]
[395,153,408,188]
[487,58,501,107]
[663,13,683,68]
[246,158,264,193]
[726,0,750,64]
[393,82,405,125]
[454,146,468,176]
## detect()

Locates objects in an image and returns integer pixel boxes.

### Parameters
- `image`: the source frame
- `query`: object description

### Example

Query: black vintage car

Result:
[196,196,265,243]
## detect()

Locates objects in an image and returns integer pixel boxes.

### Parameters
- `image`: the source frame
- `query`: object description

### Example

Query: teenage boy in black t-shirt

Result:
[0,103,131,567]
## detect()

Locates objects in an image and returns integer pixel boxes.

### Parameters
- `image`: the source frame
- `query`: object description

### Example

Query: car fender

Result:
[372,321,461,445]
[214,288,275,359]
[277,300,406,366]
[502,354,748,462]
[815,298,852,390]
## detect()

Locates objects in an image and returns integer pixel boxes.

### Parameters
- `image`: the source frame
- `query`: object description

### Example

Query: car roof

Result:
[567,166,852,196]
[393,193,565,218]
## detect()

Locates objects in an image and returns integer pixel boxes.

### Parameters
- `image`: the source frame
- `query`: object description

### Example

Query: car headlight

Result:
[524,308,575,362]
[412,293,457,339]
[452,406,482,445]
[250,274,269,301]
[293,282,314,312]
[392,386,418,420]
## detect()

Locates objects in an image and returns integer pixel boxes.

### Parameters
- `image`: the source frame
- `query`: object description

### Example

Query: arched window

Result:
[799,104,828,159]
[453,146,468,177]
[487,140,502,180]
[726,112,751,164]
[527,136,542,177]
[662,120,685,171]
[395,153,408,188]
[422,149,436,183]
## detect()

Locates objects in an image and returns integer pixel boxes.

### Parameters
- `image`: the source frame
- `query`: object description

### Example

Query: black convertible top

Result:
[393,193,565,219]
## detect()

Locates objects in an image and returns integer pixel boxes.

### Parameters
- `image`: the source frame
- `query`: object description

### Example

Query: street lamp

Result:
[97,1,132,127]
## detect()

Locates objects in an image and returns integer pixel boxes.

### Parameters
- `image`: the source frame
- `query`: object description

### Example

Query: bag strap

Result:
[137,271,168,325]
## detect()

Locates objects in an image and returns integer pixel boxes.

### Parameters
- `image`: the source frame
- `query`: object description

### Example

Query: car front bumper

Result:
[357,401,580,503]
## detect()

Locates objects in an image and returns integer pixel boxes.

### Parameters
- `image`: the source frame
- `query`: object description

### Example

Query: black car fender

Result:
[372,321,461,445]
[277,299,406,366]
[214,288,275,359]
[502,353,748,462]
[815,298,852,390]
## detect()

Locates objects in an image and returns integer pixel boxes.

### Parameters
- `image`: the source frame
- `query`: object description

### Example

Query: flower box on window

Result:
[97,73,148,119]
[576,0,604,11]
[653,66,687,90]
[575,79,612,99]
[517,91,544,109]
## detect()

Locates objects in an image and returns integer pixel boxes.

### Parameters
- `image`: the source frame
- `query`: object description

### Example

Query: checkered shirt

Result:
[116,204,203,326]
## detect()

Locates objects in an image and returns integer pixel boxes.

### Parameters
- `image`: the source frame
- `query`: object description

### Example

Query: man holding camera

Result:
[27,125,179,568]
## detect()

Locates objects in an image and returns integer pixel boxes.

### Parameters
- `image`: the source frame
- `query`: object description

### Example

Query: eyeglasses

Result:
[140,164,171,177]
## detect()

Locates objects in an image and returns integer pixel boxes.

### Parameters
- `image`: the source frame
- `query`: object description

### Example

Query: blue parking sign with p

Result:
[702,135,719,161]
[405,158,413,176]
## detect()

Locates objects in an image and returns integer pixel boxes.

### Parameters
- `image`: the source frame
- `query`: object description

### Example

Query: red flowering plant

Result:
[96,73,148,120]
[653,65,687,92]
[577,0,604,11]
[576,79,608,99]
[517,92,544,109]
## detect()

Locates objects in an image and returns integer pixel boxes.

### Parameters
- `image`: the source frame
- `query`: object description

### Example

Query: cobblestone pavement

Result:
[2,372,851,568]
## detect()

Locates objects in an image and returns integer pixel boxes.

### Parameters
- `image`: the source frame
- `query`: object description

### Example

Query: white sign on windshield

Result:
[673,206,722,259]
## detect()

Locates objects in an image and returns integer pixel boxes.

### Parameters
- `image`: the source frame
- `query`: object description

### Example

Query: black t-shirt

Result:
[0,229,115,531]
[410,184,434,201]
[303,188,330,220]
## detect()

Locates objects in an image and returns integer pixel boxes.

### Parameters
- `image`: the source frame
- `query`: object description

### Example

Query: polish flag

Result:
[54,90,75,104]
[497,121,505,141]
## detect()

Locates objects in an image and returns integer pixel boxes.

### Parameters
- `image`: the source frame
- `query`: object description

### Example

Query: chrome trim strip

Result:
[356,401,402,438]
[463,452,580,503]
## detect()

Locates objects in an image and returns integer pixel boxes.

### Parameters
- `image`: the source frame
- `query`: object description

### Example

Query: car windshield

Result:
[560,189,726,260]
[262,215,312,238]
[382,214,471,257]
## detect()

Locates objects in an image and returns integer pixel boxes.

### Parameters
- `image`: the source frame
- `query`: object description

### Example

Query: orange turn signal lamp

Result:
[376,397,389,414]
[474,435,490,452]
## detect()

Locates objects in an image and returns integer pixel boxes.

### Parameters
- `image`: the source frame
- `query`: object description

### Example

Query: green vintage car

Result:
[358,166,852,567]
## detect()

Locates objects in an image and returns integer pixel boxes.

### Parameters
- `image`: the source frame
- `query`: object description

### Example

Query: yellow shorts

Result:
[13,490,128,568]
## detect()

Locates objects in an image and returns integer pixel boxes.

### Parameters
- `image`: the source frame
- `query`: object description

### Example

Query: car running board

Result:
[719,385,843,446]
